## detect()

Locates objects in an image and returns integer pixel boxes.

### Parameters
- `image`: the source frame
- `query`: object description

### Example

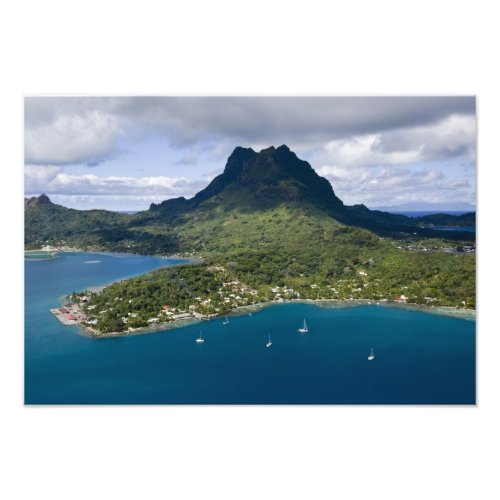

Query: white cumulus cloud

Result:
[25,166,211,201]
[23,97,476,210]
[25,110,120,166]
[24,96,476,167]
[317,163,473,208]
[318,114,476,169]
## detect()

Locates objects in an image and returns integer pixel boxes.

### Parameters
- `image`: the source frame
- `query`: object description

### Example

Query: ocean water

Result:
[428,226,476,233]
[25,252,476,404]
[388,210,471,217]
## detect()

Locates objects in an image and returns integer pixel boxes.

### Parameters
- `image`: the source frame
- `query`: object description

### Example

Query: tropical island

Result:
[25,145,475,336]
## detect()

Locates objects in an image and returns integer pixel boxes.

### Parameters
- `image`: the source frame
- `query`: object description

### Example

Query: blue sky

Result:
[24,96,476,211]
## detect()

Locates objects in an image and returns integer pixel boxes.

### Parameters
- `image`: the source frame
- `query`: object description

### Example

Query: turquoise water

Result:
[25,252,476,404]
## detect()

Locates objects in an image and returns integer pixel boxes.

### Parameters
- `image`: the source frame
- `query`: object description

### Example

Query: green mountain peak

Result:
[25,193,53,207]
[25,146,475,256]
[152,145,347,218]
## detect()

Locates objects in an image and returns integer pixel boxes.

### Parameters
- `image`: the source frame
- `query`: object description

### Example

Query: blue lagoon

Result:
[25,252,476,404]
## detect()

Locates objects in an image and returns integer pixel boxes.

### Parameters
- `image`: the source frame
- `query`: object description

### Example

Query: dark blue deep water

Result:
[25,253,476,404]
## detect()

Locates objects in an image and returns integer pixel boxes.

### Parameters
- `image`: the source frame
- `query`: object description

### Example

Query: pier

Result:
[50,304,86,326]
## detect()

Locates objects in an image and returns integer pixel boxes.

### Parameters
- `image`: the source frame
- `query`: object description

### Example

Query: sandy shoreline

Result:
[30,246,202,260]
[80,315,203,339]
[79,297,475,339]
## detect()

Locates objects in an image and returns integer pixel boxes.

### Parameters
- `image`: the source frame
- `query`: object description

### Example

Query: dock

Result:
[50,304,86,326]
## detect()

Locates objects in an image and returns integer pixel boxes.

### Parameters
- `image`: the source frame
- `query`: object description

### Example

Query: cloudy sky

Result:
[24,96,476,212]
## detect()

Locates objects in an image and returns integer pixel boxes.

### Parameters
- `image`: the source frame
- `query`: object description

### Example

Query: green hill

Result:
[25,144,475,252]
[25,145,475,333]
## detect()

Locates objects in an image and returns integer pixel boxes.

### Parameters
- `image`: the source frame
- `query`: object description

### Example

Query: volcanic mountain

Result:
[24,145,475,253]
[150,145,348,219]
[147,145,444,233]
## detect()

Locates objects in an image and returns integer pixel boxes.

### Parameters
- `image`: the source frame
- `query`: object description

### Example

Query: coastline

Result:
[24,249,62,260]
[43,250,200,335]
[234,298,476,321]
[293,298,476,321]
[25,245,203,262]
[79,254,199,295]
[80,315,203,339]
[38,249,199,295]
[41,249,474,338]
[79,297,475,339]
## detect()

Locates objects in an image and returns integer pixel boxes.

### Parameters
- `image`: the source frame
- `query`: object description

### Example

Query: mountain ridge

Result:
[25,145,476,329]
[25,193,53,207]
[149,145,348,221]
[25,145,475,252]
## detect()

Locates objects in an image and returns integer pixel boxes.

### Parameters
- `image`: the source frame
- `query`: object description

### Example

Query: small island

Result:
[24,96,477,408]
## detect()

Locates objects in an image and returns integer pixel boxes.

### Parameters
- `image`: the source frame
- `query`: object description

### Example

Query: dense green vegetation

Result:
[76,229,475,334]
[416,212,476,227]
[76,201,475,334]
[24,199,129,250]
[24,146,474,253]
[25,145,475,334]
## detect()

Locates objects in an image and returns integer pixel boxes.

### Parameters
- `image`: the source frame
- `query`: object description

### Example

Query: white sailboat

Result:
[266,333,272,348]
[196,331,204,343]
[368,348,375,361]
[223,316,229,325]
[298,318,308,333]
